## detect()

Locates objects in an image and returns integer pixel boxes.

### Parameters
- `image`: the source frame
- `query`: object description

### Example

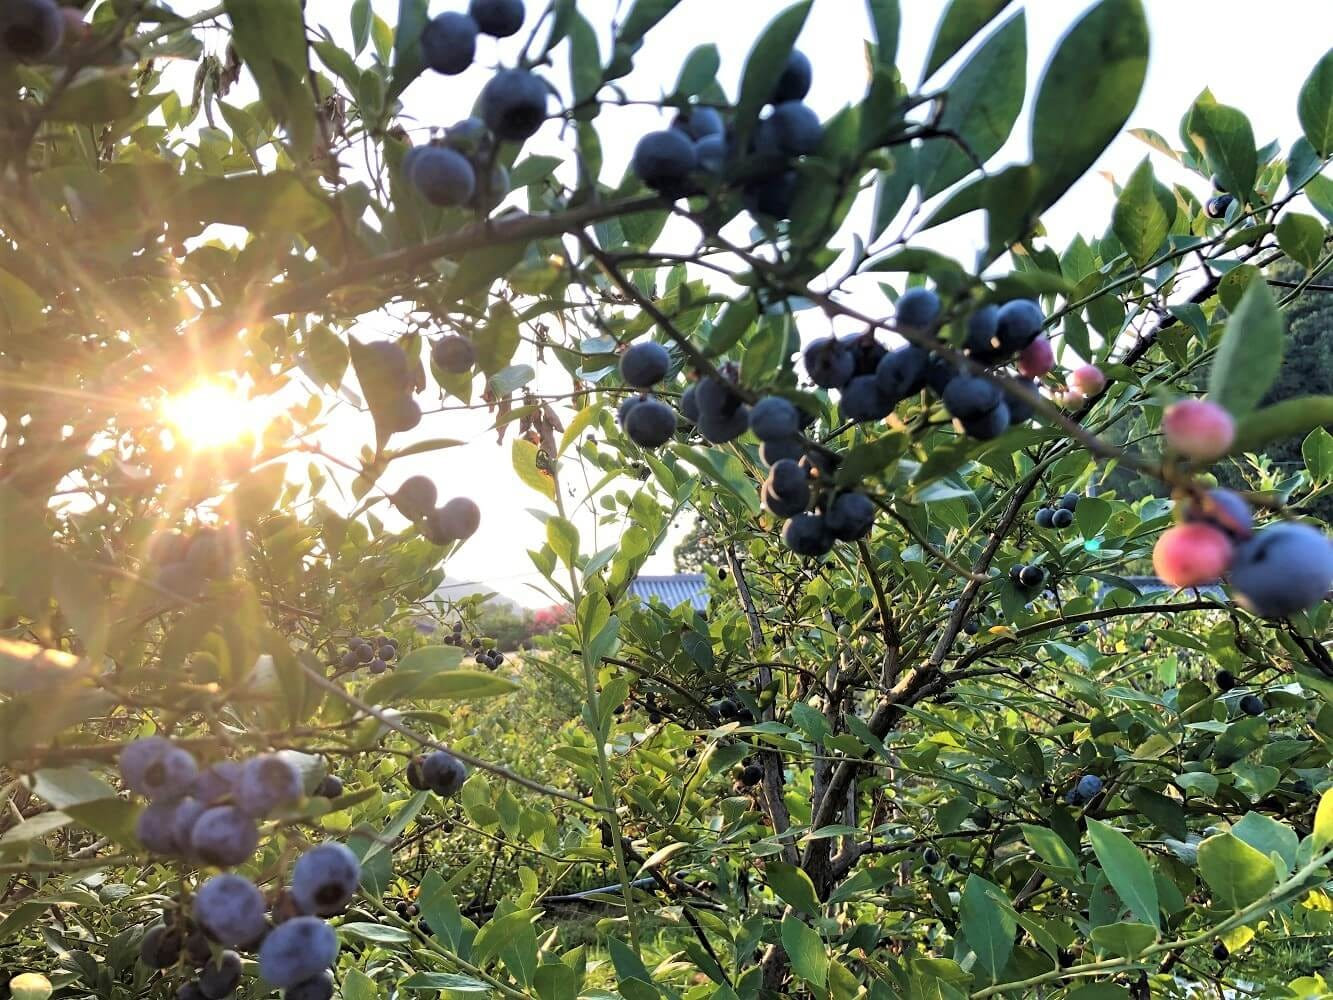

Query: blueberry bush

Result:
[1,1,1333,998]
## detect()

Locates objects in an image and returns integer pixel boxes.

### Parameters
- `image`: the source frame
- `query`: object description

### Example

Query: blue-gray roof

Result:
[626,574,710,611]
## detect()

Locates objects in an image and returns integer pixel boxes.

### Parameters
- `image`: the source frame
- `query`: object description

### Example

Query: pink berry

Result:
[1162,399,1235,461]
[1152,523,1234,588]
[1017,336,1055,378]
[1069,365,1106,395]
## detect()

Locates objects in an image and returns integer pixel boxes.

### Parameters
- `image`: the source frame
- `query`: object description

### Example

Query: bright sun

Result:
[162,380,269,451]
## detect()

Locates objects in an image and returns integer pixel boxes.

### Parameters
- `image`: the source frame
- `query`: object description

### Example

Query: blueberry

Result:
[235,754,303,818]
[193,761,241,805]
[840,374,893,423]
[782,513,834,556]
[624,397,678,448]
[942,375,1002,422]
[825,492,876,542]
[803,337,854,389]
[136,801,182,855]
[0,0,64,62]
[1072,624,1091,637]
[772,50,812,103]
[1239,694,1264,717]
[1229,522,1333,617]
[420,12,477,75]
[768,458,808,499]
[619,341,671,388]
[198,950,242,1000]
[258,917,338,989]
[695,133,727,174]
[1035,508,1055,529]
[355,643,375,664]
[738,763,763,787]
[468,0,524,37]
[633,128,700,195]
[963,305,1002,361]
[190,805,260,867]
[290,843,362,918]
[412,146,477,206]
[1057,492,1080,512]
[924,355,958,394]
[315,775,343,800]
[432,336,476,374]
[406,755,429,791]
[147,529,192,565]
[393,476,438,520]
[1215,669,1236,692]
[765,102,822,157]
[443,116,490,155]
[1005,378,1038,425]
[1184,488,1254,540]
[480,69,549,142]
[171,797,206,854]
[194,874,268,948]
[673,106,724,140]
[755,436,802,468]
[428,497,482,546]
[120,737,199,802]
[368,658,387,675]
[1018,565,1045,589]
[1051,508,1074,529]
[923,848,940,865]
[1212,940,1229,963]
[748,397,801,441]
[387,395,422,433]
[994,299,1045,354]
[743,170,797,220]
[140,923,183,969]
[697,403,750,444]
[1072,774,1102,803]
[283,972,335,1000]
[875,346,929,402]
[339,650,359,670]
[841,333,887,376]
[1206,195,1233,220]
[895,288,941,333]
[422,750,469,797]
[959,401,1010,440]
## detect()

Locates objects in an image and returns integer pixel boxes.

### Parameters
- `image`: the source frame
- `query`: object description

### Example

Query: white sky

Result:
[165,0,1330,606]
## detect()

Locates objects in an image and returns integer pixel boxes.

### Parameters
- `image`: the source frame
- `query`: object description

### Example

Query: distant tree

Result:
[672,517,731,574]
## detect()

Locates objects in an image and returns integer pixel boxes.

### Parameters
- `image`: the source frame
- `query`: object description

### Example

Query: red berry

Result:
[1017,336,1055,377]
[1153,523,1234,588]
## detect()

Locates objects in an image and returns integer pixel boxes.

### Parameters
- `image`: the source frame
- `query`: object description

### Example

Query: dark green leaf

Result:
[1185,94,1258,204]
[1276,211,1325,270]
[1297,47,1333,156]
[1112,158,1170,267]
[1086,818,1159,929]
[765,862,821,916]
[922,0,1011,80]
[569,12,602,106]
[388,0,430,100]
[223,0,315,154]
[959,875,1016,981]
[675,45,720,96]
[733,3,813,147]
[867,0,901,66]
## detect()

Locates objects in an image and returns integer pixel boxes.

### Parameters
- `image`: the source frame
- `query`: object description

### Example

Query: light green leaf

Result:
[1231,397,1333,454]
[1186,94,1257,203]
[1113,157,1170,266]
[473,908,539,966]
[780,915,827,987]
[1020,823,1079,873]
[546,517,579,568]
[512,439,555,499]
[1086,818,1159,929]
[1198,832,1276,909]
[922,0,1011,80]
[1232,812,1298,875]
[1208,279,1284,418]
[1090,921,1156,958]
[1312,786,1333,853]
[1304,426,1333,480]
[1276,211,1326,270]
[765,862,821,916]
[960,875,1016,981]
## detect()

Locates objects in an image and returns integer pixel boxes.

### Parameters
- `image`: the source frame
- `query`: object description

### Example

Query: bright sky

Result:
[166,0,1329,606]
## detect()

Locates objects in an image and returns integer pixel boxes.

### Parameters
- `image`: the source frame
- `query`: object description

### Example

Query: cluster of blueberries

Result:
[392,473,481,548]
[1154,487,1333,618]
[148,526,236,599]
[632,50,821,220]
[406,749,470,797]
[402,0,547,209]
[440,621,506,668]
[1033,492,1080,531]
[734,758,764,789]
[1008,563,1046,592]
[1214,669,1265,719]
[337,635,399,675]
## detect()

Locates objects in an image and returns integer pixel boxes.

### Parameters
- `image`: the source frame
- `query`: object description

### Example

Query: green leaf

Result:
[1276,211,1326,270]
[223,0,315,155]
[675,44,720,96]
[959,875,1016,981]
[473,908,539,965]
[765,862,821,916]
[1086,818,1159,929]
[546,517,579,568]
[512,439,555,499]
[780,915,827,988]
[388,0,430,99]
[1112,158,1170,267]
[1197,831,1276,909]
[1030,0,1148,213]
[871,146,917,240]
[1020,823,1079,873]
[182,174,333,234]
[1207,279,1284,418]
[45,76,137,122]
[27,768,117,809]
[397,645,465,673]
[568,12,602,106]
[1297,47,1333,155]
[405,670,520,701]
[916,11,1026,198]
[867,0,901,66]
[350,0,372,55]
[1232,812,1298,875]
[922,0,1011,80]
[400,972,491,992]
[1090,921,1156,958]
[618,0,684,46]
[1304,425,1333,480]
[1186,94,1258,204]
[339,921,413,944]
[733,3,813,146]
[0,637,91,697]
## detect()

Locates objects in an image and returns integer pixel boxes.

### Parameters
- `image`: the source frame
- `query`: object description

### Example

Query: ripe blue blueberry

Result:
[197,950,242,1000]
[283,972,335,1000]
[766,102,822,157]
[772,50,812,103]
[444,116,489,155]
[619,341,671,388]
[422,750,468,797]
[187,528,234,578]
[632,129,698,195]
[136,801,182,855]
[290,843,362,917]
[763,459,810,518]
[1238,693,1264,717]
[420,12,477,75]
[258,916,338,989]
[803,337,854,389]
[1051,507,1074,530]
[480,69,549,142]
[743,170,797,220]
[840,375,892,424]
[1070,774,1102,803]
[673,106,724,141]
[0,0,64,61]
[748,397,801,441]
[960,401,1010,440]
[1018,565,1045,589]
[440,497,481,543]
[994,299,1045,354]
[895,288,941,333]
[120,737,199,802]
[1035,508,1055,528]
[695,134,727,174]
[623,397,677,448]
[193,761,241,805]
[679,384,700,424]
[697,398,750,444]
[1206,195,1232,220]
[841,333,887,376]
[315,775,343,799]
[177,982,207,1000]
[1004,377,1037,425]
[190,805,260,867]
[825,492,876,542]
[194,874,267,947]
[412,146,477,206]
[759,437,805,467]
[139,924,183,969]
[235,754,303,818]
[1057,492,1080,512]
[963,305,1003,362]
[942,375,1003,422]
[782,513,834,557]
[171,797,206,855]
[468,0,524,37]
[1229,522,1333,617]
[875,346,928,402]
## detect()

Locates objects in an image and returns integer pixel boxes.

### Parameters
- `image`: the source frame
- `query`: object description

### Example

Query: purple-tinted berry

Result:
[190,806,260,868]
[194,874,267,947]
[193,761,241,805]
[197,950,242,1000]
[290,843,362,917]
[235,754,303,818]
[421,751,468,798]
[258,917,338,989]
[420,11,477,75]
[121,737,199,802]
[283,972,335,1000]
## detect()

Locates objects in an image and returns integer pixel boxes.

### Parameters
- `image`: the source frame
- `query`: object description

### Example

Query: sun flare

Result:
[162,380,269,451]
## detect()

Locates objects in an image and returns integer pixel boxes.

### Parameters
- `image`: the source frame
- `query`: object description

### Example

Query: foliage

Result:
[0,2,1331,1000]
